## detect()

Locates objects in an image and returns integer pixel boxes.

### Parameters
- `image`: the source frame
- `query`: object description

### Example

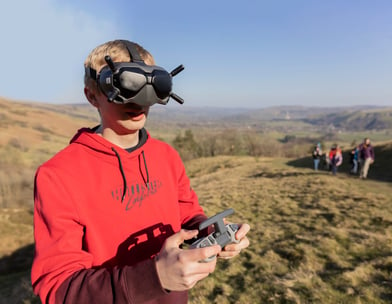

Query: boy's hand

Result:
[218,223,250,259]
[155,229,221,291]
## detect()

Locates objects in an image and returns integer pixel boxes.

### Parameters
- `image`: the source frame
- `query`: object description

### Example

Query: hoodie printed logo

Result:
[112,179,163,211]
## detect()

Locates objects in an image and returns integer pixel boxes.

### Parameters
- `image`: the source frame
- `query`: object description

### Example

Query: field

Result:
[0,98,391,303]
[187,156,392,303]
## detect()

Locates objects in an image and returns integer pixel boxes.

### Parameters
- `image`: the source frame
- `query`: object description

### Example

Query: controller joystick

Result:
[190,208,239,262]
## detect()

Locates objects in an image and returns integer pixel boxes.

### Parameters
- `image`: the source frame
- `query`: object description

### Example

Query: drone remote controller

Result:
[190,208,239,262]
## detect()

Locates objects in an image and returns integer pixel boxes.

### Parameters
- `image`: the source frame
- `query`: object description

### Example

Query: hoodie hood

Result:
[70,126,147,156]
[70,127,150,201]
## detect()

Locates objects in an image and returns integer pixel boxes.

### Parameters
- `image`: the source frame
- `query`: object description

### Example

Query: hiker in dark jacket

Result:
[350,145,360,174]
[312,143,322,171]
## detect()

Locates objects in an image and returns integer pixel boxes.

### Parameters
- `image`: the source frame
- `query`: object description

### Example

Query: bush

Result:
[172,129,203,161]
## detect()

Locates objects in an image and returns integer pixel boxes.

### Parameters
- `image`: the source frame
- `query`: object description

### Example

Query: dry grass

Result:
[1,98,391,303]
[0,97,99,167]
[2,156,391,303]
[186,156,392,304]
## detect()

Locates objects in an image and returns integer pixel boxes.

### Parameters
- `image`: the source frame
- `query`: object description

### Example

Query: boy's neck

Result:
[96,126,140,149]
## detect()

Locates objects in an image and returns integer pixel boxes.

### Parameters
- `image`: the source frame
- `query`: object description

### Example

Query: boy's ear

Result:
[84,87,98,107]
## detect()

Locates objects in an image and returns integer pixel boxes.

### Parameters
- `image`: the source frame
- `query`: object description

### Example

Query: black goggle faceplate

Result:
[86,51,184,106]
[97,62,174,105]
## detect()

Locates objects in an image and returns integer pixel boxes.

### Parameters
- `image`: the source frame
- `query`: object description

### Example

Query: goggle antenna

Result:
[170,93,184,104]
[103,55,119,102]
[170,64,184,77]
[104,55,116,72]
[170,65,185,104]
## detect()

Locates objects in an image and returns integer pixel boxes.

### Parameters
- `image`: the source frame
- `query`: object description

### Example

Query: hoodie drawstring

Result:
[139,150,150,188]
[111,148,150,202]
[112,148,128,202]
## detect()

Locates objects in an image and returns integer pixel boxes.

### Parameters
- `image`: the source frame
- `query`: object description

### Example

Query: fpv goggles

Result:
[85,40,184,106]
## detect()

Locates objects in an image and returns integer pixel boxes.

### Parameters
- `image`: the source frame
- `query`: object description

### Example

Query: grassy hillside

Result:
[186,156,392,303]
[0,97,99,172]
[1,156,391,303]
[1,98,392,303]
[0,98,100,209]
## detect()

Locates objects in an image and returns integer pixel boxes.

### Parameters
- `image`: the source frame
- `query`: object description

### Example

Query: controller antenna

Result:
[199,208,234,235]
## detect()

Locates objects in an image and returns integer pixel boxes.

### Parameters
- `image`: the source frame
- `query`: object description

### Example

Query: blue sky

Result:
[0,0,391,108]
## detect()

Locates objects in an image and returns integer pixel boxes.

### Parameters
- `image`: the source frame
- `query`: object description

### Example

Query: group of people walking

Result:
[312,138,375,179]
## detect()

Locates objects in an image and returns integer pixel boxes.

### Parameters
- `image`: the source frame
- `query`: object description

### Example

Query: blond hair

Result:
[84,40,155,93]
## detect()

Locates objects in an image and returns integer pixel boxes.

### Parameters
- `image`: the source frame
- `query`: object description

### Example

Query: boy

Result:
[31,39,250,303]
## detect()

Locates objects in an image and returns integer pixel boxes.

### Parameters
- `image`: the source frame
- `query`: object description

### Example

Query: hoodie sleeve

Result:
[31,166,168,304]
[173,152,206,225]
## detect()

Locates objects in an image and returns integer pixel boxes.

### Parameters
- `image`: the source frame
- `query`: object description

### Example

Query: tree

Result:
[172,129,202,161]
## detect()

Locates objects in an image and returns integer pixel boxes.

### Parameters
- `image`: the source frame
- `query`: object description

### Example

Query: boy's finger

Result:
[236,223,250,240]
[186,244,222,263]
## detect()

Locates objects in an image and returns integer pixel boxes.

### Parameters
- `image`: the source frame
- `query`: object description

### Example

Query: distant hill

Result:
[221,105,381,121]
[3,96,390,131]
[148,104,388,124]
[149,104,392,132]
[302,108,392,131]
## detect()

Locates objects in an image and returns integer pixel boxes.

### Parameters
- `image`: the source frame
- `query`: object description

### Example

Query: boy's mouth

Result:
[123,103,148,120]
[126,110,146,120]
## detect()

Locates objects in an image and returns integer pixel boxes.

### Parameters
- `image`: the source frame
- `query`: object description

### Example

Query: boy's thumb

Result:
[171,229,198,247]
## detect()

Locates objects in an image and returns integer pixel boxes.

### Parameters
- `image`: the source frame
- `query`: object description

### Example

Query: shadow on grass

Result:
[249,170,320,179]
[0,243,39,304]
[0,243,34,275]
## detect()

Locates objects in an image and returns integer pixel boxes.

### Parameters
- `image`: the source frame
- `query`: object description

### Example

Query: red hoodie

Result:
[31,127,207,303]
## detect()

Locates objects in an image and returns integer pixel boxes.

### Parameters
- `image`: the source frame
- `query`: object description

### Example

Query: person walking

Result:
[350,145,360,174]
[329,145,343,176]
[312,143,322,171]
[359,138,375,179]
